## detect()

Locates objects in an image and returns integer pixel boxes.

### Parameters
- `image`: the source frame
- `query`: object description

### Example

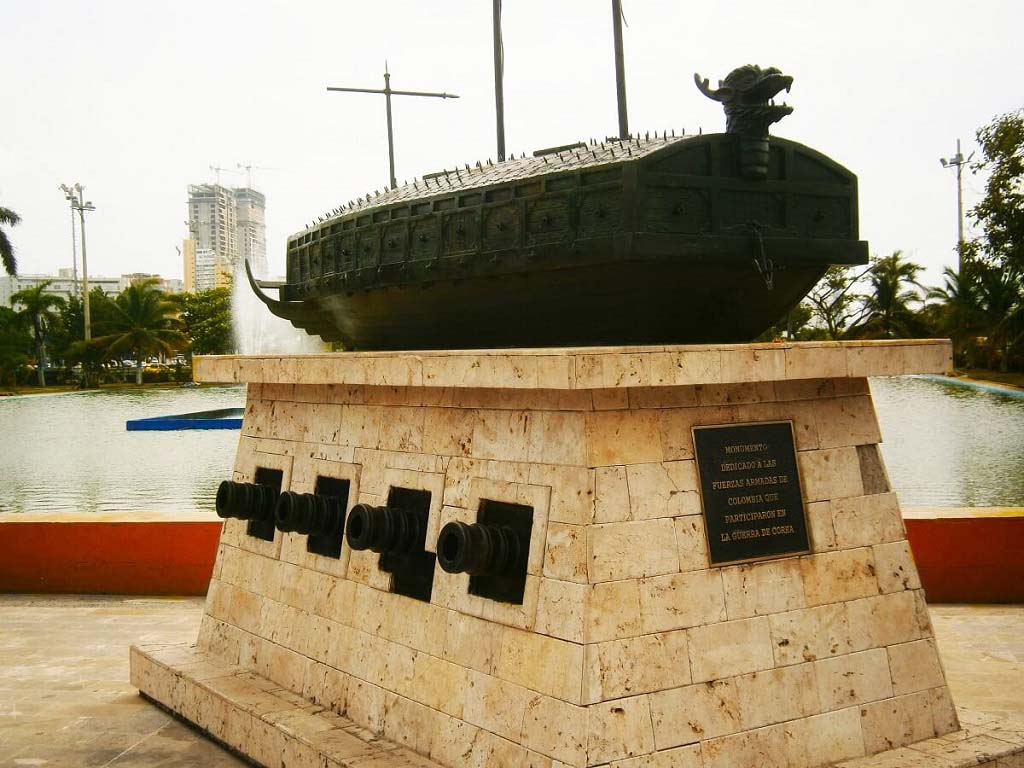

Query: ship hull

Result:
[269,256,828,350]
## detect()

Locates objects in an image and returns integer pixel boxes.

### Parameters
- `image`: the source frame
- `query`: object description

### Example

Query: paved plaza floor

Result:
[0,595,1021,767]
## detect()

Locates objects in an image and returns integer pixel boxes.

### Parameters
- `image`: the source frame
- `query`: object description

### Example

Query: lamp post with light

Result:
[59,184,96,340]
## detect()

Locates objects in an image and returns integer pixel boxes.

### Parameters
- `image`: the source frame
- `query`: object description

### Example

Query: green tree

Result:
[49,288,117,366]
[977,265,1024,371]
[10,281,66,386]
[0,206,20,275]
[804,265,871,339]
[926,266,985,366]
[971,109,1023,273]
[0,306,31,389]
[857,251,924,338]
[92,279,188,385]
[176,287,234,355]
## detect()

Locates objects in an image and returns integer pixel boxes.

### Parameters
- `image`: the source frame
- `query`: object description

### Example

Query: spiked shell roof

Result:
[295,132,695,240]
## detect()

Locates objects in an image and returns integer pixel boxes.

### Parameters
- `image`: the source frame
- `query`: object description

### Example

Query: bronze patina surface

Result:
[250,68,867,350]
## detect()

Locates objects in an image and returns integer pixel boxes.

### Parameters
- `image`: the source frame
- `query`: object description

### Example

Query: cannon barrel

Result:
[274,491,346,536]
[345,503,424,555]
[436,520,521,576]
[215,480,278,522]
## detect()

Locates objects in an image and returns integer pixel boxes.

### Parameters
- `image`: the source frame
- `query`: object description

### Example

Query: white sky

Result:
[2,0,1021,287]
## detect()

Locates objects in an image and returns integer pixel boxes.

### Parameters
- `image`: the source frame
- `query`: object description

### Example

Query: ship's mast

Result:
[493,0,506,162]
[327,66,459,190]
[612,0,629,139]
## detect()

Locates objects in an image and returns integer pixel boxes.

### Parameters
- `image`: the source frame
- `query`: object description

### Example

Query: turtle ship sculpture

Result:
[248,66,867,349]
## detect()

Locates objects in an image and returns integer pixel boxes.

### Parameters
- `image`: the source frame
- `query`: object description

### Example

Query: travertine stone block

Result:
[687,616,775,683]
[587,519,680,582]
[650,678,741,748]
[783,706,867,765]
[860,690,937,753]
[638,569,726,634]
[583,630,690,704]
[672,514,709,572]
[813,395,882,449]
[806,500,839,551]
[585,410,663,466]
[735,663,821,731]
[801,548,879,606]
[494,626,585,703]
[847,591,922,651]
[535,578,587,643]
[873,539,923,593]
[798,446,865,502]
[625,461,700,520]
[721,558,806,619]
[832,492,905,549]
[594,465,630,523]
[587,579,642,643]
[888,639,946,696]
[815,648,894,710]
[521,694,588,765]
[587,696,656,765]
[463,669,532,742]
[769,602,853,666]
[544,523,589,583]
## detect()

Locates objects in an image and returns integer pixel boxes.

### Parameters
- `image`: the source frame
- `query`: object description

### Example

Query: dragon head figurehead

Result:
[694,65,793,138]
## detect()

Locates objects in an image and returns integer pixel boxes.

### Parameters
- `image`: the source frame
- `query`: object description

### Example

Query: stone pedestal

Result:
[132,340,1024,767]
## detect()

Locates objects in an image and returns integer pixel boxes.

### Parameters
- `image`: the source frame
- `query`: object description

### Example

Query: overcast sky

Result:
[2,0,1021,288]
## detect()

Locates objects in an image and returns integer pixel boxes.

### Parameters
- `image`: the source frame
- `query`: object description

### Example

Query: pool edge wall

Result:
[0,513,221,595]
[1,510,1020,600]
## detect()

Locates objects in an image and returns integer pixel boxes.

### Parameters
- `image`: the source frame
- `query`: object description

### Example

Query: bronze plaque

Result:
[693,421,809,565]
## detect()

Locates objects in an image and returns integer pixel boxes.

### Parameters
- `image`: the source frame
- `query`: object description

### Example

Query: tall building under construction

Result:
[183,184,267,291]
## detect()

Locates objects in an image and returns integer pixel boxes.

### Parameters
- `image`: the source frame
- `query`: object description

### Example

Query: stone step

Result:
[132,642,1024,768]
[130,642,443,768]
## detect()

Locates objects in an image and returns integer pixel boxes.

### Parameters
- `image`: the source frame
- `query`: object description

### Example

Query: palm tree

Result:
[10,281,66,386]
[927,266,984,366]
[977,266,1024,371]
[93,279,188,384]
[858,251,924,338]
[0,206,20,275]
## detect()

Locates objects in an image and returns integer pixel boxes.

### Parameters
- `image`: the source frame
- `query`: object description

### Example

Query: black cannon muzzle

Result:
[274,491,346,537]
[215,480,278,522]
[436,520,521,576]
[345,503,424,555]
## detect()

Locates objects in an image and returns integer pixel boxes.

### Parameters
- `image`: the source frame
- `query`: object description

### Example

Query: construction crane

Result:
[236,163,281,189]
[209,165,241,185]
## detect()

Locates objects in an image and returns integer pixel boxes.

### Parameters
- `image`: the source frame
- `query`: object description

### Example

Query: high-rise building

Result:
[183,183,267,291]
[234,188,267,277]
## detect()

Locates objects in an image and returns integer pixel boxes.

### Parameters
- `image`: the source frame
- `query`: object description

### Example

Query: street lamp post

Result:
[940,139,974,274]
[59,183,96,340]
[59,185,79,294]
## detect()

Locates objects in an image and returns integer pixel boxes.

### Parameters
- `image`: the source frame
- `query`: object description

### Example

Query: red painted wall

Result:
[906,517,1024,604]
[0,520,221,595]
[0,516,1020,601]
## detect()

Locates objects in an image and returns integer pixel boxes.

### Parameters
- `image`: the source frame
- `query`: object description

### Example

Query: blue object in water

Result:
[126,407,244,431]
[918,374,1024,399]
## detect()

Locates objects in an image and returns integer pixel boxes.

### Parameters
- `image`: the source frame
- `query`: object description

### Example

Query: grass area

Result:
[952,369,1024,390]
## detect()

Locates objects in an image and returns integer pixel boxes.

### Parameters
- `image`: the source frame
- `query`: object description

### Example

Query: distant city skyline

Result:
[1,0,1021,288]
[183,183,267,291]
[1,268,182,308]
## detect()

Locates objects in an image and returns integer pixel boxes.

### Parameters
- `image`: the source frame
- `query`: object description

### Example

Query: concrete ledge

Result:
[132,642,1024,768]
[131,643,444,768]
[0,512,221,595]
[193,339,953,388]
